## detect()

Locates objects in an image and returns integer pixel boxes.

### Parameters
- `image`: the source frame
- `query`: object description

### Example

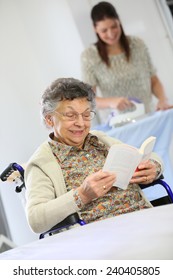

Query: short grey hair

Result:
[40,77,96,126]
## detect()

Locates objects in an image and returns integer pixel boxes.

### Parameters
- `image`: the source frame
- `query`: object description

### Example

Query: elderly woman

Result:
[25,78,163,233]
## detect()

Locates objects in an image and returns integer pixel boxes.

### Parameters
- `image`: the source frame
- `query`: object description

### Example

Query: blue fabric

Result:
[93,109,173,201]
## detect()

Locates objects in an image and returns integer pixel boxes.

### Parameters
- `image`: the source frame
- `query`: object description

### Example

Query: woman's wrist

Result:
[96,96,116,109]
[149,159,162,179]
[73,187,90,208]
[73,189,85,209]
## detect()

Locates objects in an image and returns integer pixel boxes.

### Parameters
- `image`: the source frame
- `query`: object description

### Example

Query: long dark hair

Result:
[91,1,130,66]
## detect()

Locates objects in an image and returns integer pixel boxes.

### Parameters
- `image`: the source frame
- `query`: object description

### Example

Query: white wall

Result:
[0,0,84,245]
[0,0,173,246]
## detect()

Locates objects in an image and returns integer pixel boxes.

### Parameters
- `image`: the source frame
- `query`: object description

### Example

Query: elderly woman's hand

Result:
[77,170,116,204]
[130,160,160,185]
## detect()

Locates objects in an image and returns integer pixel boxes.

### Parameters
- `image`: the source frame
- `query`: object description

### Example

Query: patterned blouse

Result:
[81,36,156,121]
[49,133,151,224]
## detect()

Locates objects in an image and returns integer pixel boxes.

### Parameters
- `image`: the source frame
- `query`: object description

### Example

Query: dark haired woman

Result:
[81,1,169,122]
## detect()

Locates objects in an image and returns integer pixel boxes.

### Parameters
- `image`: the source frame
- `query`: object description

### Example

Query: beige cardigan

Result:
[25,130,163,233]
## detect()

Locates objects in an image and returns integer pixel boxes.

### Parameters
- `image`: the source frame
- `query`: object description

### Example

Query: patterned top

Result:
[81,36,156,118]
[49,133,151,224]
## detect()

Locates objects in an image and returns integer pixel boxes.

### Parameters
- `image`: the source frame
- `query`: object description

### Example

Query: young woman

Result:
[81,1,169,122]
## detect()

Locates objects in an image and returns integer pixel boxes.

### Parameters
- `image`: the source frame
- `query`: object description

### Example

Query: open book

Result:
[103,136,156,190]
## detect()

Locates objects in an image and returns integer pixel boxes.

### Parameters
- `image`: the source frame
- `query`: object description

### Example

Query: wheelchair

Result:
[1,162,173,239]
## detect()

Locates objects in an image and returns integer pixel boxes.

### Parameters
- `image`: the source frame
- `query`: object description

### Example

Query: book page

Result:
[103,144,142,190]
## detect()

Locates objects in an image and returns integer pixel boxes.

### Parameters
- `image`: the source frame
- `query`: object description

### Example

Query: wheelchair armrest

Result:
[50,213,81,229]
[139,176,173,204]
[39,213,86,239]
[139,174,164,189]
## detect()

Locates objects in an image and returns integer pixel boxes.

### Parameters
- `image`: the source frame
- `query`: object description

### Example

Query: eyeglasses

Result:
[54,110,96,121]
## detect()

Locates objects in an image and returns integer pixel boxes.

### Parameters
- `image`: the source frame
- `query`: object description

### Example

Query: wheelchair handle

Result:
[39,213,86,239]
[0,162,24,181]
